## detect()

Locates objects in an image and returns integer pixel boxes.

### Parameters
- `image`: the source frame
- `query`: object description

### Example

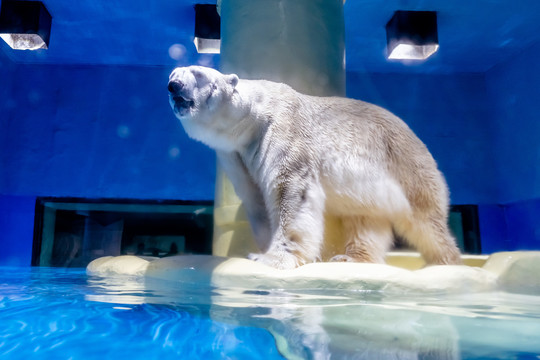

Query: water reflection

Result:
[3,266,539,359]
[84,273,540,359]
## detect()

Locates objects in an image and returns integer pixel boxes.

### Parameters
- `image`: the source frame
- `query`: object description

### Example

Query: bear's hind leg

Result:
[394,210,461,265]
[330,216,394,263]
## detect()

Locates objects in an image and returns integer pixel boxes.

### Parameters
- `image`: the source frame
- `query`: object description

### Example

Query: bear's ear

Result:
[227,74,239,88]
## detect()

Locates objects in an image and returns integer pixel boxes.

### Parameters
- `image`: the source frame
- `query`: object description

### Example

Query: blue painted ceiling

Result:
[1,0,539,73]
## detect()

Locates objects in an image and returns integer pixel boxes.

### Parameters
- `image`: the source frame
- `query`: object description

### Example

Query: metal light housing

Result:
[386,11,438,60]
[193,4,220,54]
[0,1,52,50]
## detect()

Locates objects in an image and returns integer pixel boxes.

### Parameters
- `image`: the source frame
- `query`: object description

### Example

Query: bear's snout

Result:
[168,77,195,117]
[168,80,184,95]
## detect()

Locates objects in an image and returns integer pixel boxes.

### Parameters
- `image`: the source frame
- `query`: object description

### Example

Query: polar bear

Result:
[168,65,462,269]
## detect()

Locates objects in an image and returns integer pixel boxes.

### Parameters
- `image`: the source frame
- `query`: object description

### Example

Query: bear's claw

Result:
[329,254,357,263]
[248,252,299,270]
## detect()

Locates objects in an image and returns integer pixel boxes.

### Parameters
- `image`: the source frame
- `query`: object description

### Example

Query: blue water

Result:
[1,266,540,359]
[0,267,283,360]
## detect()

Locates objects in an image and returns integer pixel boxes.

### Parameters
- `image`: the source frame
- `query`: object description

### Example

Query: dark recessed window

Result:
[393,205,481,254]
[32,198,213,267]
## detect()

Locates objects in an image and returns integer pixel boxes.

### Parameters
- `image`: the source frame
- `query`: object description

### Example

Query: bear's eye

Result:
[193,71,204,80]
[192,71,211,86]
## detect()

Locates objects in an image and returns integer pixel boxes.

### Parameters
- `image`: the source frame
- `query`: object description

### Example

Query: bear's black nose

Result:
[168,80,183,94]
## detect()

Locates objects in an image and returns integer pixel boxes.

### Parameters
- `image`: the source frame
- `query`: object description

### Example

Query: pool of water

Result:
[1,266,540,359]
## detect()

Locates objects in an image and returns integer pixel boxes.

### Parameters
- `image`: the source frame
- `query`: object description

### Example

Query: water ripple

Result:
[0,268,284,360]
[2,266,540,359]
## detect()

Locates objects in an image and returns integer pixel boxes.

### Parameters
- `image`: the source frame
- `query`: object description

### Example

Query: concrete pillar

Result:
[213,0,346,260]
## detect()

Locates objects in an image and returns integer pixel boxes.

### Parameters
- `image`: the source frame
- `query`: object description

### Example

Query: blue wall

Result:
[486,41,540,203]
[0,62,216,200]
[346,60,540,252]
[479,41,540,251]
[346,72,496,205]
[1,42,539,265]
[0,196,35,267]
[1,52,217,266]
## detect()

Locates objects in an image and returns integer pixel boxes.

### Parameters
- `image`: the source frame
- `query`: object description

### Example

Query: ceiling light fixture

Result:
[193,4,220,54]
[0,0,52,50]
[386,10,438,61]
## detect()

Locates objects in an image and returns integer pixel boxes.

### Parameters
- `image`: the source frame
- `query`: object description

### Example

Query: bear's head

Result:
[168,66,242,150]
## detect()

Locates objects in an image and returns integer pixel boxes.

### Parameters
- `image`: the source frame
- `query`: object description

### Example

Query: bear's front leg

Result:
[217,151,272,251]
[248,178,326,269]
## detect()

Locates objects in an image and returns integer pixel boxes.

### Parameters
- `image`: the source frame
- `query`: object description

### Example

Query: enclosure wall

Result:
[1,41,539,265]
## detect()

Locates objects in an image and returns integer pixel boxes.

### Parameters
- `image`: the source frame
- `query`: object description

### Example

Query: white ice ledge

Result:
[87,251,540,295]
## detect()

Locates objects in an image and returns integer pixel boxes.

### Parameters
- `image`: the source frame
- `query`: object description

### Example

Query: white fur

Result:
[168,66,462,269]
